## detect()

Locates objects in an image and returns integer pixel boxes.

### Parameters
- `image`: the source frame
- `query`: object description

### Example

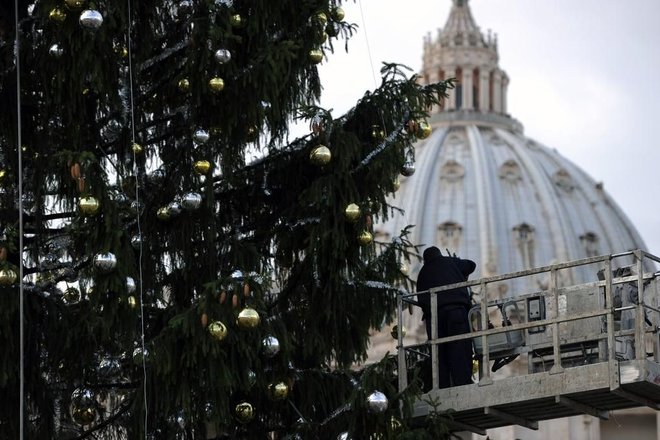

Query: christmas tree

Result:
[0,1,451,438]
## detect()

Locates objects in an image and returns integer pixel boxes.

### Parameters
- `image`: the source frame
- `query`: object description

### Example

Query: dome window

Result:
[553,169,575,192]
[499,159,522,182]
[580,232,600,257]
[438,221,463,249]
[513,223,536,269]
[440,159,465,182]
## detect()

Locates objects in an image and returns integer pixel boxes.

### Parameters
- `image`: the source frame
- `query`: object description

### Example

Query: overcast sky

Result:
[312,0,660,257]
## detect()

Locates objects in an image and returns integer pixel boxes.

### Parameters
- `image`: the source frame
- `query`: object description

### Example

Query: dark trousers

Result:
[424,305,473,388]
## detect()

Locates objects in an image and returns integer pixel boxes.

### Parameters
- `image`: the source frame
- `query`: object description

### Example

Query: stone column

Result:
[501,74,509,115]
[462,68,473,110]
[445,67,456,110]
[479,69,490,112]
[492,70,503,113]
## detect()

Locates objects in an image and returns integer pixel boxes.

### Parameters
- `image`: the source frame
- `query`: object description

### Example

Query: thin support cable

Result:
[14,1,25,438]
[126,1,149,436]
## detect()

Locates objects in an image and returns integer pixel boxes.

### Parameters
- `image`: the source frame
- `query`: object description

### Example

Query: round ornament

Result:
[401,162,415,177]
[70,388,97,425]
[208,77,225,93]
[236,307,260,329]
[338,433,350,440]
[79,196,100,216]
[262,335,280,357]
[366,391,388,413]
[181,192,202,210]
[93,252,117,273]
[65,0,86,10]
[63,287,81,303]
[308,49,323,64]
[178,78,190,92]
[390,324,406,339]
[309,145,331,166]
[230,14,243,27]
[0,268,18,286]
[127,295,138,309]
[49,8,67,22]
[331,6,345,21]
[208,321,228,341]
[193,129,210,144]
[131,142,143,155]
[167,201,181,217]
[157,206,170,221]
[193,160,212,175]
[130,234,142,250]
[49,44,64,58]
[357,231,373,246]
[344,203,361,222]
[416,120,432,139]
[315,12,328,26]
[79,9,103,30]
[126,277,136,294]
[234,401,254,424]
[214,48,231,64]
[268,381,289,401]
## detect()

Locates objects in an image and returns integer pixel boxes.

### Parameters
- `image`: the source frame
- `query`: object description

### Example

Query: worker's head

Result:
[423,246,441,262]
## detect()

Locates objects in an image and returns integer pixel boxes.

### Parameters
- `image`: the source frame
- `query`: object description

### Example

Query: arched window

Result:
[580,232,600,257]
[499,159,522,182]
[513,223,535,269]
[437,222,463,250]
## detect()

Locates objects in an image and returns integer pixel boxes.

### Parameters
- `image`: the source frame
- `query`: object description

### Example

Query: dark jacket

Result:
[416,246,476,321]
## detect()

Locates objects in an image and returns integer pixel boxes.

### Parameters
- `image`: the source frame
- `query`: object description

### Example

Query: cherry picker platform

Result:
[395,250,660,435]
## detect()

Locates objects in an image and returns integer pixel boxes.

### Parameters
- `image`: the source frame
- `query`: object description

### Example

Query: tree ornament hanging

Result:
[331,7,345,21]
[167,201,182,217]
[308,49,324,64]
[262,335,280,357]
[79,9,104,30]
[337,433,350,440]
[193,129,210,144]
[357,231,373,246]
[309,145,331,166]
[268,381,289,401]
[0,268,18,286]
[315,12,328,27]
[178,78,190,92]
[65,0,86,10]
[208,77,225,93]
[230,14,243,27]
[63,287,81,303]
[79,196,100,216]
[236,307,260,329]
[390,324,406,339]
[131,142,144,155]
[127,296,138,309]
[234,402,254,424]
[401,162,415,177]
[48,8,67,22]
[208,321,228,341]
[193,160,212,175]
[181,192,202,210]
[214,49,231,64]
[49,44,64,58]
[70,388,97,425]
[415,120,432,139]
[93,252,117,274]
[366,391,388,413]
[130,234,142,249]
[344,203,361,222]
[126,277,136,294]
[157,206,170,220]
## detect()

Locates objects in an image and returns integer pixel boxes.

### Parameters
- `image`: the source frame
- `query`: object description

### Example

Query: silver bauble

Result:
[247,369,257,388]
[366,391,388,413]
[93,252,117,274]
[70,388,97,425]
[181,192,202,210]
[148,169,166,183]
[133,346,149,364]
[167,201,183,216]
[193,129,210,144]
[126,277,136,294]
[214,48,231,64]
[79,9,103,29]
[262,335,280,357]
[130,234,142,250]
[98,357,121,377]
[49,44,64,57]
[401,162,415,177]
[338,433,351,440]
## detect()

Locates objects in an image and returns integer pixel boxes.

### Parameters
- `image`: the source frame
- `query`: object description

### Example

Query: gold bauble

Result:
[315,12,328,26]
[236,307,260,329]
[71,406,96,425]
[234,401,254,424]
[390,325,406,339]
[230,14,243,27]
[178,78,190,92]
[371,125,385,141]
[268,381,289,401]
[316,31,328,44]
[79,196,100,216]
[63,287,81,303]
[117,46,128,58]
[0,268,18,286]
[131,142,143,155]
[208,321,228,341]
[127,295,137,309]
[309,145,331,165]
[357,231,373,246]
[392,177,401,191]
[331,7,345,21]
[193,160,212,175]
[308,49,323,64]
[0,169,6,183]
[49,8,67,22]
[208,77,225,93]
[416,120,432,139]
[64,0,86,10]
[156,206,170,221]
[344,203,361,222]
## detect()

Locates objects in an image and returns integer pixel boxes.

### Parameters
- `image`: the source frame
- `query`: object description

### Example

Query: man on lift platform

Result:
[417,246,476,388]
